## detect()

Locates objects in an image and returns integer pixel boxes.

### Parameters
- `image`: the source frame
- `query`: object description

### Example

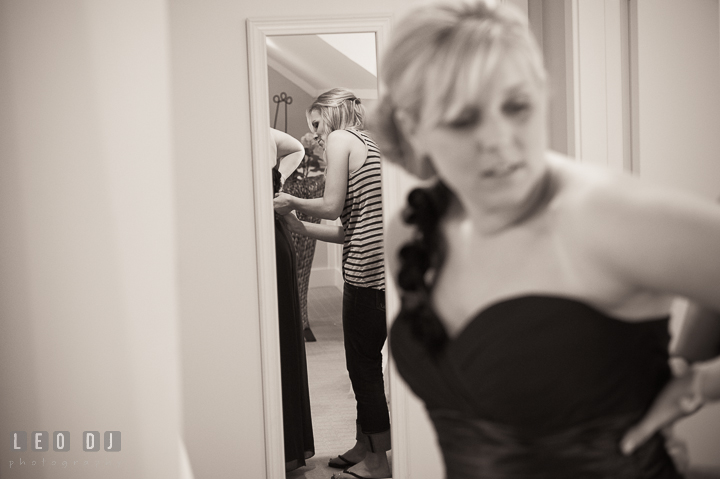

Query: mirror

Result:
[267,30,378,340]
[246,15,411,479]
[267,30,379,474]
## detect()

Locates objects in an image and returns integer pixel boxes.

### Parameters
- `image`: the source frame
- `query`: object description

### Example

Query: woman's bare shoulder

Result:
[326,129,361,144]
[550,152,715,226]
[325,129,366,156]
[550,151,720,299]
[549,152,670,222]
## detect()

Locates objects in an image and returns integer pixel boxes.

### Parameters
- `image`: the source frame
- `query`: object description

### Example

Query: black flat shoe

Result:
[331,469,391,479]
[328,455,357,469]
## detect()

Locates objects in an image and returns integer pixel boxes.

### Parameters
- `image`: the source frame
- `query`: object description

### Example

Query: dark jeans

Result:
[342,282,390,435]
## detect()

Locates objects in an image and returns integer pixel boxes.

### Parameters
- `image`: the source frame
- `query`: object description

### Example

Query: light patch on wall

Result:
[317,33,377,77]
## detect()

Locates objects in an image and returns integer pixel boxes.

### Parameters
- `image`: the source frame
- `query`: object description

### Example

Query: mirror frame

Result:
[246,14,413,479]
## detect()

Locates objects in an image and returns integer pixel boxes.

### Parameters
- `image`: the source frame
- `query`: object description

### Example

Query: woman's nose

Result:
[474,114,512,151]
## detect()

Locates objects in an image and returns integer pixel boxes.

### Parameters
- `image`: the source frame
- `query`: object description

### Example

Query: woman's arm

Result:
[270,128,304,184]
[580,176,720,311]
[670,193,720,363]
[282,212,344,244]
[274,130,355,220]
[672,302,720,362]
[636,199,719,308]
[585,178,720,453]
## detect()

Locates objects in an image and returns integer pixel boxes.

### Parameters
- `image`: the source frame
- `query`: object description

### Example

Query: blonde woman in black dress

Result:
[371,1,720,477]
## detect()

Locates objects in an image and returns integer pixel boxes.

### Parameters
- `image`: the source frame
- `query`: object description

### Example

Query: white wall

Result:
[267,66,315,141]
[169,1,266,478]
[634,0,720,199]
[0,1,181,478]
[634,0,720,470]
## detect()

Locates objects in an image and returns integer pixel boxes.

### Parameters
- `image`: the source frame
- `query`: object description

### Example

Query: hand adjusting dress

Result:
[390,295,682,479]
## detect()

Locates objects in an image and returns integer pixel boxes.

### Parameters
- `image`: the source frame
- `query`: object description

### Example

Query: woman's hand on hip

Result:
[620,359,704,455]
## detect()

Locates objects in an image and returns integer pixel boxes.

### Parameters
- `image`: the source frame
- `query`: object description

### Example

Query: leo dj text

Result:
[11,431,121,452]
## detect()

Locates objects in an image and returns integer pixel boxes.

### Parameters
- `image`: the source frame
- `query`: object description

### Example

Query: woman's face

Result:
[406,54,548,213]
[308,109,327,149]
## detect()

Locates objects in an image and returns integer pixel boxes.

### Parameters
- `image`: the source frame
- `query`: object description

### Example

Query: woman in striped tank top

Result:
[274,88,391,479]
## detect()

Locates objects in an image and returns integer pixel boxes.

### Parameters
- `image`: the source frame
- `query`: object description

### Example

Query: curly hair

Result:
[272,166,282,195]
[395,181,454,355]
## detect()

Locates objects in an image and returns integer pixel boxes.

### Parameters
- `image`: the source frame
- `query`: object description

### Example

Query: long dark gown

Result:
[390,295,683,479]
[274,168,314,470]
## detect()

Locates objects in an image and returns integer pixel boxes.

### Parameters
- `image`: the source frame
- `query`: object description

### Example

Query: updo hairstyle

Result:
[307,88,366,139]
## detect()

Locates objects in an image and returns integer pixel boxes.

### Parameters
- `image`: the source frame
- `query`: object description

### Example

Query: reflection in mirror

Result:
[267,32,378,139]
[266,32,390,477]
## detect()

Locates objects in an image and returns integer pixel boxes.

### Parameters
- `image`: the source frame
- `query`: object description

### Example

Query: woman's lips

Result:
[480,162,524,179]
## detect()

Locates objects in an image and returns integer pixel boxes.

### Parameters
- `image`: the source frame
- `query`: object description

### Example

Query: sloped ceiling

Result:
[266,33,378,99]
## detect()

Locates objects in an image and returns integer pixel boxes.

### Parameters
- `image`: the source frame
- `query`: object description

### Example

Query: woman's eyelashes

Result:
[502,99,531,117]
[445,108,481,129]
[444,99,532,130]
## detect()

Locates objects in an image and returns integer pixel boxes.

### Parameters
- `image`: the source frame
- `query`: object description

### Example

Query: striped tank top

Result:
[340,128,385,290]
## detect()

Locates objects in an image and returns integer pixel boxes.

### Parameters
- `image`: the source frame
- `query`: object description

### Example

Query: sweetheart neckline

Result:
[443,294,670,344]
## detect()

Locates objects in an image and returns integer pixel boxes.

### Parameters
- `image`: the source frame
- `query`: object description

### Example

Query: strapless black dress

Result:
[275,212,314,468]
[390,295,682,479]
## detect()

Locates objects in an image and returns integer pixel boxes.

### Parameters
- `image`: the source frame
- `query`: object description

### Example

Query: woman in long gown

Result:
[370,1,720,478]
[271,130,315,472]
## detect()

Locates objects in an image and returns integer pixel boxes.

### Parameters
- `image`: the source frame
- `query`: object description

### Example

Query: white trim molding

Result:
[247,18,284,479]
[246,14,400,479]
[565,0,633,172]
